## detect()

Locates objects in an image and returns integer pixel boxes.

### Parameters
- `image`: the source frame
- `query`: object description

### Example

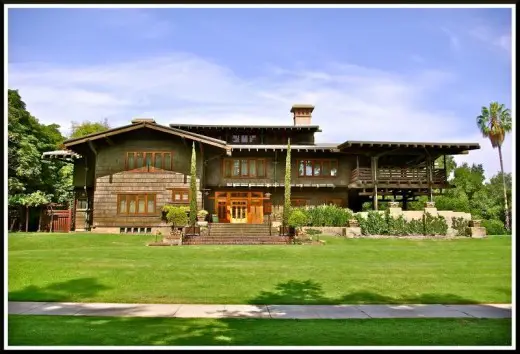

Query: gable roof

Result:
[63,122,230,151]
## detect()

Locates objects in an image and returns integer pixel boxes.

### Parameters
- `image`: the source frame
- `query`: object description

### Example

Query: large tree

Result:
[476,102,512,231]
[70,119,110,139]
[8,89,72,230]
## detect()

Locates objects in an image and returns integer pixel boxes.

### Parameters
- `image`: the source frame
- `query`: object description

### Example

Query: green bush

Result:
[481,219,506,235]
[305,228,323,241]
[423,212,448,236]
[405,218,424,235]
[288,209,308,230]
[162,205,189,228]
[304,205,353,227]
[451,217,469,237]
[386,212,407,236]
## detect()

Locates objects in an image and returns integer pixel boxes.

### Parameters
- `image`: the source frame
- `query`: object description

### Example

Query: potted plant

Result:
[197,209,208,222]
[162,205,189,244]
[288,208,308,238]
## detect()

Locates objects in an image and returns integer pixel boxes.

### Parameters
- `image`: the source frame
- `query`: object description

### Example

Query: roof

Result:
[63,122,230,151]
[229,143,339,152]
[41,150,82,162]
[170,124,321,131]
[337,140,480,153]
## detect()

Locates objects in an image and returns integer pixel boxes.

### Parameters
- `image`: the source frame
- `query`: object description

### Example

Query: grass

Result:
[8,315,512,346]
[8,233,511,305]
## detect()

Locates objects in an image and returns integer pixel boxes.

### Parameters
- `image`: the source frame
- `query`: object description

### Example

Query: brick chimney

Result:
[131,118,156,124]
[291,104,314,126]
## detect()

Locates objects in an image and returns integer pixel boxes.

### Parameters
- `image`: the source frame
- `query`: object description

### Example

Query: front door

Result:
[217,201,228,223]
[230,200,247,223]
[249,200,264,224]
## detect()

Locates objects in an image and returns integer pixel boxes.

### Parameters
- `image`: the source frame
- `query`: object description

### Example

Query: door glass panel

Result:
[136,153,143,168]
[331,161,338,176]
[241,160,248,176]
[322,161,330,176]
[313,162,321,176]
[232,160,240,176]
[145,153,152,169]
[305,160,313,176]
[298,160,305,176]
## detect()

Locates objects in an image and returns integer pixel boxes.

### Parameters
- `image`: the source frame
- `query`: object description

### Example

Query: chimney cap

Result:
[131,118,156,124]
[290,104,315,113]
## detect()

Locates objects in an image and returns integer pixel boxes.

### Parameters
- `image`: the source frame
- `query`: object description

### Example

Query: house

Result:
[42,104,480,233]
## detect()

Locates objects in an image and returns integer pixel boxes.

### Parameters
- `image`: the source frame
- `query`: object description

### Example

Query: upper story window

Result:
[231,134,258,144]
[224,158,266,178]
[126,152,174,172]
[171,189,190,204]
[298,159,338,177]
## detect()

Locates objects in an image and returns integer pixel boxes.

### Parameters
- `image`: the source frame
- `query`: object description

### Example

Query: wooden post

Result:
[372,156,378,210]
[443,155,447,183]
[426,156,433,202]
[25,206,29,232]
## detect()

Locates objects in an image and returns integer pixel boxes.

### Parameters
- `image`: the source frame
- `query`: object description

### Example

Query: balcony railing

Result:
[350,167,447,186]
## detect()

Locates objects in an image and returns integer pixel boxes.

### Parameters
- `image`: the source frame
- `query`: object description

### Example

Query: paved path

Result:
[8,302,512,319]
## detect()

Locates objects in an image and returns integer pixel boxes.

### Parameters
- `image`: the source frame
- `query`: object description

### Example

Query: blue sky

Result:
[7,6,513,177]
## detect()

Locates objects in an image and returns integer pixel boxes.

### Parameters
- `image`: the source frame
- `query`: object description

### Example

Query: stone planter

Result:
[469,220,481,227]
[197,215,207,222]
[424,201,436,208]
[388,201,399,208]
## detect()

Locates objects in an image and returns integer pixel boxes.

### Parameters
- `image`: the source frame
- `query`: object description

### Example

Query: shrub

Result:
[162,205,189,229]
[405,218,424,235]
[197,209,208,217]
[423,212,448,236]
[451,217,469,237]
[386,212,407,236]
[305,228,323,241]
[305,205,353,227]
[362,211,388,235]
[287,208,308,232]
[481,219,506,235]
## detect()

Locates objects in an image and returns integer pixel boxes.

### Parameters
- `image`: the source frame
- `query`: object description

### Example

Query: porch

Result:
[349,167,448,188]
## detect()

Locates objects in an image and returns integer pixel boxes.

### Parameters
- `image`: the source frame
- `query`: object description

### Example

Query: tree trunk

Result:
[25,206,29,232]
[498,145,510,232]
[38,207,42,232]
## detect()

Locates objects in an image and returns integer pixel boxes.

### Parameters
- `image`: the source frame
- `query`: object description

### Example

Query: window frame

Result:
[171,189,191,204]
[117,194,157,215]
[125,151,174,172]
[297,159,338,178]
[223,158,267,178]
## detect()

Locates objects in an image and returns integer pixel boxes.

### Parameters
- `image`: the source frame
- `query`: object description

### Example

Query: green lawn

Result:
[8,315,511,346]
[8,233,511,305]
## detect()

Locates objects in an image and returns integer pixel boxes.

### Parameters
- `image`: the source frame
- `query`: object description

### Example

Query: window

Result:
[172,189,190,204]
[223,158,267,178]
[291,199,310,207]
[297,160,338,177]
[316,198,344,207]
[117,194,156,215]
[231,134,257,144]
[76,198,88,210]
[126,152,174,172]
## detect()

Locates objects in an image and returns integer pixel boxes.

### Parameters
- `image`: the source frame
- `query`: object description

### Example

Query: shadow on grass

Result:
[8,277,111,302]
[247,279,483,305]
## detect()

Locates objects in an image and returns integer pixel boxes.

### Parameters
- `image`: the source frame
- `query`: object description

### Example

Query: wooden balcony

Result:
[349,167,447,188]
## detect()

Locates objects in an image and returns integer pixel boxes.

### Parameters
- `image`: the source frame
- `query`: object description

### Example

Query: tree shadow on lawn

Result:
[246,279,483,305]
[8,277,111,302]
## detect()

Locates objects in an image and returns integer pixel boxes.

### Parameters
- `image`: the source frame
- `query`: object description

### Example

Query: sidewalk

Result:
[8,301,512,319]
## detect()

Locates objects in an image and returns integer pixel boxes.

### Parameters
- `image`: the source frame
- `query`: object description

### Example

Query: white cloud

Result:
[440,27,461,52]
[468,25,512,53]
[7,54,511,179]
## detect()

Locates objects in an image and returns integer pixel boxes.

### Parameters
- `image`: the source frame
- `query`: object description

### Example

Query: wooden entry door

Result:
[249,200,264,224]
[230,200,247,223]
[217,201,228,223]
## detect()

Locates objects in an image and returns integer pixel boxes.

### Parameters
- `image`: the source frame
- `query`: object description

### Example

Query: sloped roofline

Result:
[63,122,230,151]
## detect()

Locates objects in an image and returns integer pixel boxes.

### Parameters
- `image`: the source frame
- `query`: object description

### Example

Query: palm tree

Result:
[476,102,512,231]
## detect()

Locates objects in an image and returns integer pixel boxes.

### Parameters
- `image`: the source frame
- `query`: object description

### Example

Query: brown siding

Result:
[92,137,203,229]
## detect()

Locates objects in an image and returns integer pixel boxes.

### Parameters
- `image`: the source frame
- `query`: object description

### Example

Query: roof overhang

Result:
[228,144,339,152]
[63,122,231,153]
[41,150,82,163]
[170,124,322,132]
[337,140,480,155]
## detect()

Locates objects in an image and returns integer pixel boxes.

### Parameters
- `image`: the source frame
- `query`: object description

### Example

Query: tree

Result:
[283,138,292,228]
[8,89,72,231]
[70,119,110,139]
[476,102,512,231]
[10,191,50,232]
[189,142,198,227]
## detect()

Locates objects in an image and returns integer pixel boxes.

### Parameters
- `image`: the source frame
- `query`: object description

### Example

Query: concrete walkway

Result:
[8,301,512,319]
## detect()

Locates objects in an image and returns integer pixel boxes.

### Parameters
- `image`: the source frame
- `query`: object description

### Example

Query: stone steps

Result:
[183,235,291,245]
